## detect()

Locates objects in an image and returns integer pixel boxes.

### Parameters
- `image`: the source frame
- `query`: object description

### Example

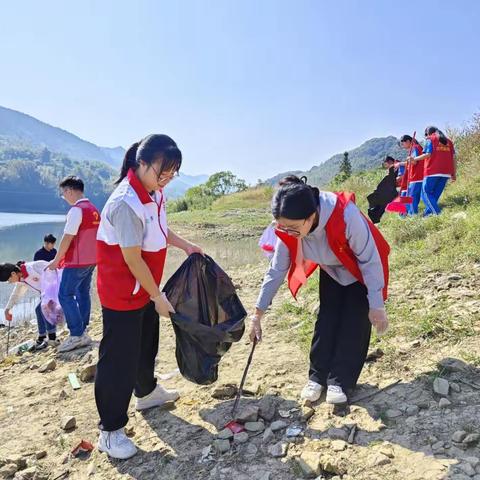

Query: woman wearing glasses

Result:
[250,176,389,405]
[95,134,203,459]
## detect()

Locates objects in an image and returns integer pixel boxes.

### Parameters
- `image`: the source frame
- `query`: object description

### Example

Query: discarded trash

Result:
[163,254,246,385]
[71,440,94,458]
[258,224,277,258]
[68,373,81,390]
[225,421,246,434]
[8,340,35,356]
[41,270,65,326]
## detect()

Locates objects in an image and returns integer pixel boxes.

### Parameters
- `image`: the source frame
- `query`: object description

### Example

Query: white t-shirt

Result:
[64,198,89,235]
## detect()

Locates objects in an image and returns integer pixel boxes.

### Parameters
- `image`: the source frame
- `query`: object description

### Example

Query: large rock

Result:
[369,453,391,467]
[258,396,277,421]
[38,359,56,373]
[211,384,237,400]
[385,409,402,419]
[268,442,288,458]
[320,454,347,475]
[213,440,230,454]
[61,416,76,431]
[270,420,287,432]
[236,405,259,423]
[79,363,96,382]
[14,466,36,480]
[438,358,468,373]
[262,428,274,444]
[296,451,321,478]
[4,456,26,470]
[433,377,450,396]
[327,428,349,442]
[439,398,451,408]
[245,422,265,433]
[217,428,234,440]
[0,464,18,477]
[233,432,249,444]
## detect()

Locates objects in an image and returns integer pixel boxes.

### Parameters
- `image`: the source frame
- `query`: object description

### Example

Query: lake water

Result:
[0,211,266,327]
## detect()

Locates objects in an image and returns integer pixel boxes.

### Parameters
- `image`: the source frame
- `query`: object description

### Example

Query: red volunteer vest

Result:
[276,192,390,302]
[424,135,454,177]
[64,200,100,268]
[96,170,167,311]
[408,143,424,183]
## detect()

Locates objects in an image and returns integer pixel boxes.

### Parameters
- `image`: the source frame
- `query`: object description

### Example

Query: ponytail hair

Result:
[0,262,22,282]
[272,175,320,220]
[117,134,182,184]
[425,126,448,146]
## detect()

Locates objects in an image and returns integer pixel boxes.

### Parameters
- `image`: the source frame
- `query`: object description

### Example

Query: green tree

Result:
[339,151,352,178]
[204,171,247,197]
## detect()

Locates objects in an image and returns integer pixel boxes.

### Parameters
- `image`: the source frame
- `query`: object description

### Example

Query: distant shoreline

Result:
[0,211,65,229]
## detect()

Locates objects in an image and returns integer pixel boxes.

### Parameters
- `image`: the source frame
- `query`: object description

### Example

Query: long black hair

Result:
[272,176,320,220]
[0,262,23,282]
[117,134,182,184]
[399,134,421,146]
[425,126,448,146]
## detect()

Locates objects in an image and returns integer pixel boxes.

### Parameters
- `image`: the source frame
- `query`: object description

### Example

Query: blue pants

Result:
[35,303,56,336]
[59,266,95,337]
[407,182,423,215]
[422,176,449,216]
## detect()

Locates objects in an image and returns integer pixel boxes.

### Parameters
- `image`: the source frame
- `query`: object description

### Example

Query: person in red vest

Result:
[94,134,203,460]
[408,126,456,216]
[48,176,100,352]
[250,176,389,405]
[399,134,425,215]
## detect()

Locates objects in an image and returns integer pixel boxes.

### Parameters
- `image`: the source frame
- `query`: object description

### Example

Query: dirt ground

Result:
[1,263,480,480]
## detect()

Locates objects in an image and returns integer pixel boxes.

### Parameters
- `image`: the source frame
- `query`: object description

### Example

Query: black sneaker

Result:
[29,339,48,352]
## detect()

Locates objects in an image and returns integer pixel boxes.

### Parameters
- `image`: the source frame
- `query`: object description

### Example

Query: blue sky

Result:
[1,0,479,182]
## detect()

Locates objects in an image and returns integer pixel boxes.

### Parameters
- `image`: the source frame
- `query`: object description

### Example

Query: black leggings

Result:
[309,269,371,390]
[95,302,159,431]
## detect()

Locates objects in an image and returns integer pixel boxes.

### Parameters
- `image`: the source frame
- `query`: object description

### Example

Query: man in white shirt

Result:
[49,176,100,352]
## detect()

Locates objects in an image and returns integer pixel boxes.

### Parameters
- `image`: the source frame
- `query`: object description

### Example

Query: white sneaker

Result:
[57,335,84,353]
[79,332,92,347]
[98,428,137,460]
[135,384,180,411]
[326,385,348,404]
[300,380,323,402]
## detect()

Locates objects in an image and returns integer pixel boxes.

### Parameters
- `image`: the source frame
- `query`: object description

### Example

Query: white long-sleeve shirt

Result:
[5,261,48,310]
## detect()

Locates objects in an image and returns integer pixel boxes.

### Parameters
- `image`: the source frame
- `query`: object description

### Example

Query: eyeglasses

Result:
[150,165,179,183]
[275,220,306,237]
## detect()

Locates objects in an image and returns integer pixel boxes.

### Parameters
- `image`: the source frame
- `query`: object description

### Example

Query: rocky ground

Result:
[1,263,480,480]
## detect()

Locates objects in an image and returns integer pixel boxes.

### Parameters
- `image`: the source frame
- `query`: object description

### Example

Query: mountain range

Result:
[0,106,207,212]
[265,136,407,187]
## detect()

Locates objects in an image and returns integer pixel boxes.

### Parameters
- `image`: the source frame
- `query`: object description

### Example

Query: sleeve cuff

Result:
[367,290,384,310]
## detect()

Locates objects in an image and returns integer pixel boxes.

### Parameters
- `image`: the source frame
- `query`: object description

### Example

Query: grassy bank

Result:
[168,186,273,238]
[278,116,480,366]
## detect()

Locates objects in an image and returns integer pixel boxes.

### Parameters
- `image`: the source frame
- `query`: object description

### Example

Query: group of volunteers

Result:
[0,126,449,461]
[389,126,456,216]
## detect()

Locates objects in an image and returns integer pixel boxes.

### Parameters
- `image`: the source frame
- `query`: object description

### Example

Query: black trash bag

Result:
[367,166,399,224]
[163,253,246,385]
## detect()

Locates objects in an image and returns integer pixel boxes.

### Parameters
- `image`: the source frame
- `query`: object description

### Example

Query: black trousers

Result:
[95,302,159,431]
[309,269,371,390]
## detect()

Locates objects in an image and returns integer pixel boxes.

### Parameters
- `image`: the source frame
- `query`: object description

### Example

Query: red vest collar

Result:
[20,264,29,279]
[127,169,155,205]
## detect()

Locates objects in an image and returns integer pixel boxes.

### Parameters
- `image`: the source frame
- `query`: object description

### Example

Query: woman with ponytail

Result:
[250,176,389,405]
[408,126,456,216]
[95,134,203,459]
